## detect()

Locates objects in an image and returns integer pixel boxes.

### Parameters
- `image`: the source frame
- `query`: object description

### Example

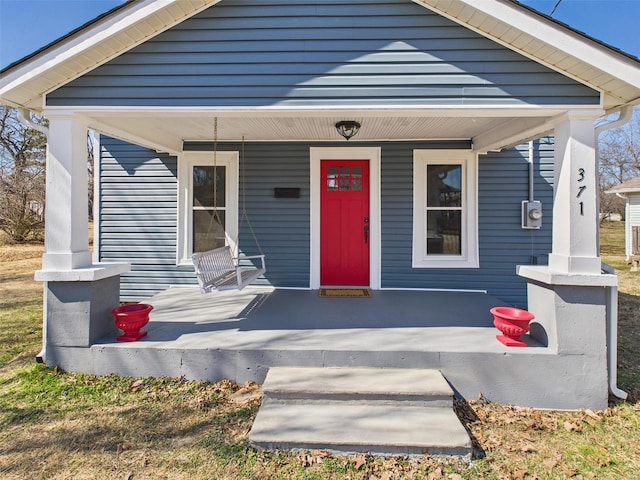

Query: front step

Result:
[262,366,453,407]
[249,367,472,458]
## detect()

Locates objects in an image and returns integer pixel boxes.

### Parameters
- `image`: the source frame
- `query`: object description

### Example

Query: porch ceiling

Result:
[86,109,563,154]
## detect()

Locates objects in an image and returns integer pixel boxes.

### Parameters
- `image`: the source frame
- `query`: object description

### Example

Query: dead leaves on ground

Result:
[297,450,469,480]
[230,383,262,406]
[290,400,625,480]
[299,450,332,467]
[462,400,608,442]
[123,377,262,411]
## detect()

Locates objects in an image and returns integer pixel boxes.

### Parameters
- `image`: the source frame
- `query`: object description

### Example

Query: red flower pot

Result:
[112,303,153,342]
[490,306,534,347]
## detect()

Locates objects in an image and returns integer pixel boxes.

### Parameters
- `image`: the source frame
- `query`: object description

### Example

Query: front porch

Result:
[45,286,609,409]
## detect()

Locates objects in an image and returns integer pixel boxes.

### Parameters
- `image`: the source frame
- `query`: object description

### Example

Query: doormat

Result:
[319,288,372,298]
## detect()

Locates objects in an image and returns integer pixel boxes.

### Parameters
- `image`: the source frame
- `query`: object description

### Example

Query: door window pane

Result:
[327,164,364,192]
[327,166,338,191]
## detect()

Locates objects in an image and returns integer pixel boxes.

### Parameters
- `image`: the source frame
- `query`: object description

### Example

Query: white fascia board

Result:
[89,122,181,156]
[605,188,639,195]
[473,117,552,153]
[42,104,589,118]
[42,107,182,154]
[1,0,219,110]
[474,108,605,153]
[414,0,640,98]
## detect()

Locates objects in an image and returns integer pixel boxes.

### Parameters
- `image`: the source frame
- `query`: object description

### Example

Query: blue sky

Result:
[1,0,640,70]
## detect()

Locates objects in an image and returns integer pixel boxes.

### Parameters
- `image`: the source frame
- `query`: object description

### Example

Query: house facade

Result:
[2,0,640,409]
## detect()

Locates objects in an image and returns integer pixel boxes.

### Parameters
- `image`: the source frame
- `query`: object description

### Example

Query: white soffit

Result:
[0,0,219,110]
[414,0,640,109]
[83,109,557,155]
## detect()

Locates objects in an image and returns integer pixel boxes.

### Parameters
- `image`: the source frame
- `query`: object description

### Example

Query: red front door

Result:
[320,160,370,286]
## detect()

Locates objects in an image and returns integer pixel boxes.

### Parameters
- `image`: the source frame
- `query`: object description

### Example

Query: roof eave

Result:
[0,0,218,110]
[606,188,640,195]
[413,0,640,110]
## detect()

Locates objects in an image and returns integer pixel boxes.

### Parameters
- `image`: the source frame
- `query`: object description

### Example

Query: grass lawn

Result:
[1,224,639,479]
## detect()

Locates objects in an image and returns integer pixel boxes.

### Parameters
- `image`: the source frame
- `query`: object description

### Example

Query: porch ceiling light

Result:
[335,121,361,141]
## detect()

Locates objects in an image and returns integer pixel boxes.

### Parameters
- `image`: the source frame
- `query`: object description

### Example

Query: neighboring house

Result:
[2,0,640,410]
[607,176,640,265]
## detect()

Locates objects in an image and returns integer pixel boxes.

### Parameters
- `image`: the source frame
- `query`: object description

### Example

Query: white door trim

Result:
[310,147,381,289]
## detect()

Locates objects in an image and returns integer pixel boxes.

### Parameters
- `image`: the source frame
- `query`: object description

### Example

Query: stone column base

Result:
[35,263,130,364]
[517,265,617,409]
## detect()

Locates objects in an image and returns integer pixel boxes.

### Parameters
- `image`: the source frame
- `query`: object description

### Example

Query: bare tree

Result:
[87,132,95,220]
[0,105,47,242]
[598,107,640,221]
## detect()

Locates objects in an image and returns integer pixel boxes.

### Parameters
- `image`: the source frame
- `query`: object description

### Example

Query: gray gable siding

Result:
[101,135,552,304]
[48,0,599,107]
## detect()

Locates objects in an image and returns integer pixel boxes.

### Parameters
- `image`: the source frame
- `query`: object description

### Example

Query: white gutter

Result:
[601,263,628,400]
[596,106,634,137]
[17,108,49,135]
[528,140,534,201]
[596,106,632,400]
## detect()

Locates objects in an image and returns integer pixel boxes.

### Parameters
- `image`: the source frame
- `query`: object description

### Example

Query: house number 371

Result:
[577,168,586,215]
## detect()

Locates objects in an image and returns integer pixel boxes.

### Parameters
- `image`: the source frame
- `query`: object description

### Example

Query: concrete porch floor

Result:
[46,286,615,408]
[104,287,544,354]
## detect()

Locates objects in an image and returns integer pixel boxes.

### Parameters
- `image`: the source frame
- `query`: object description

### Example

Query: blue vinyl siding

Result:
[102,136,552,304]
[219,143,311,288]
[48,0,598,107]
[99,137,188,300]
[381,138,554,306]
[99,137,313,300]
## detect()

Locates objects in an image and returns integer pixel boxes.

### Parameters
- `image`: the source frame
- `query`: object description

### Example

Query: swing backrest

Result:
[193,246,237,275]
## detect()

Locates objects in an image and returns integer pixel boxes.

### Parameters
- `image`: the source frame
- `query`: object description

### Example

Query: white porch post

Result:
[34,111,130,365]
[42,112,93,270]
[516,109,617,409]
[548,111,602,274]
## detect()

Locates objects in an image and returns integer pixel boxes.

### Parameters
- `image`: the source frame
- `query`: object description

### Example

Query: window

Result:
[412,150,478,268]
[327,165,363,192]
[192,165,226,252]
[178,152,238,264]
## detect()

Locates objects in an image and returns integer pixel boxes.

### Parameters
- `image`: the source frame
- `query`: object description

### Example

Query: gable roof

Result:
[606,176,640,195]
[2,0,640,112]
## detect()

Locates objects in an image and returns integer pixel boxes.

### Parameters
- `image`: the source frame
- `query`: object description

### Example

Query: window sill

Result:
[412,257,479,269]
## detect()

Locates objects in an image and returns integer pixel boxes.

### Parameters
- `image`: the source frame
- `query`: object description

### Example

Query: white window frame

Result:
[412,149,478,269]
[177,151,239,265]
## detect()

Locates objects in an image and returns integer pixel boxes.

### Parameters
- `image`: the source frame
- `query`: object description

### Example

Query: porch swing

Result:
[192,119,266,293]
